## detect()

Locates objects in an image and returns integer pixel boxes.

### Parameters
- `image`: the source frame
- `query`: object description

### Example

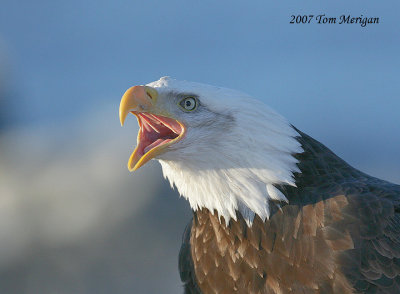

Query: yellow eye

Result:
[179,97,197,111]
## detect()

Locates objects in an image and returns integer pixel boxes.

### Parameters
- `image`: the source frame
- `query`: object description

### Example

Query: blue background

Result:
[0,1,399,293]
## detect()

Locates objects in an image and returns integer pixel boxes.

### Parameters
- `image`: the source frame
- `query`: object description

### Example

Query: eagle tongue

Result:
[150,114,182,135]
[143,139,167,153]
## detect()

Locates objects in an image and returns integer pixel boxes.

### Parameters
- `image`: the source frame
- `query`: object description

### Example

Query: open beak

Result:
[119,85,185,171]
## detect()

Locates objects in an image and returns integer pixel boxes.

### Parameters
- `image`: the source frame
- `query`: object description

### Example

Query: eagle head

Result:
[119,77,302,225]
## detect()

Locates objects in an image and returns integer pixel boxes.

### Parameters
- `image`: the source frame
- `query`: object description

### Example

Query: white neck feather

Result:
[158,96,303,226]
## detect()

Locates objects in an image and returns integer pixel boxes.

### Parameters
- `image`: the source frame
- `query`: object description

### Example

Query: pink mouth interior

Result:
[134,112,183,157]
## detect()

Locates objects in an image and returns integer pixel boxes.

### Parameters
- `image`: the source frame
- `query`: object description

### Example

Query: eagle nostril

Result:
[144,86,158,102]
[146,90,153,100]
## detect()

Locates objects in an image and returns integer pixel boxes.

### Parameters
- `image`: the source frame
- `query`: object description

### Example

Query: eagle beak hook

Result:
[119,85,158,126]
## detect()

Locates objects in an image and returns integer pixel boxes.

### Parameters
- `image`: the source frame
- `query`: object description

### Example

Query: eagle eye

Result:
[179,97,198,111]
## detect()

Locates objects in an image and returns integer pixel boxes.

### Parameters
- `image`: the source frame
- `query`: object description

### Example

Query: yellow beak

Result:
[119,85,185,171]
[119,85,158,126]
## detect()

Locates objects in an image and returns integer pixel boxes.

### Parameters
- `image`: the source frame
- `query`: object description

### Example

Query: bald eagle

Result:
[119,77,400,294]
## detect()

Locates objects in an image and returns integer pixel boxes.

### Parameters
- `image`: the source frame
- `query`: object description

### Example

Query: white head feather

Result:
[147,77,303,225]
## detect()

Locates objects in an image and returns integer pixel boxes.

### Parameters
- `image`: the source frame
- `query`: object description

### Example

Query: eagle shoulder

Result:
[343,180,400,293]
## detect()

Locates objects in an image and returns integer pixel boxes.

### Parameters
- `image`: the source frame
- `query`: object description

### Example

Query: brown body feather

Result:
[179,131,400,293]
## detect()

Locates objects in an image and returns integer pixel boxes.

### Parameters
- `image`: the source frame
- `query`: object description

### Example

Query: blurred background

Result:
[0,0,399,293]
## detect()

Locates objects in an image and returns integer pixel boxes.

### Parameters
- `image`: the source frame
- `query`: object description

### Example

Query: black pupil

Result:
[185,100,192,108]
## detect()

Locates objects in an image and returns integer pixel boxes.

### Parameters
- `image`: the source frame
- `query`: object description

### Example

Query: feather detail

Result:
[150,77,303,225]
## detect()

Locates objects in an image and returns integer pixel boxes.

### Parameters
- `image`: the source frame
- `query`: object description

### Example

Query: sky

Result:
[0,0,399,293]
[1,0,399,181]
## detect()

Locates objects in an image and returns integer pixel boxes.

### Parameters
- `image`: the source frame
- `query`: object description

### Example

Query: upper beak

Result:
[119,85,159,126]
[119,84,184,172]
